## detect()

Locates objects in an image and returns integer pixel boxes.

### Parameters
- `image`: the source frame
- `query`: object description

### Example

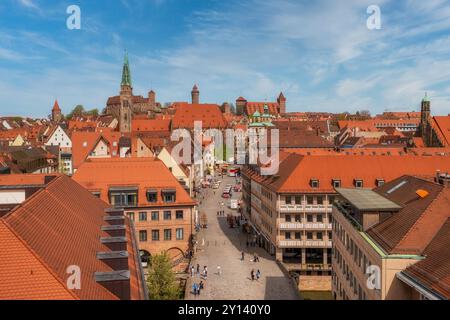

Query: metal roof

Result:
[335,187,402,211]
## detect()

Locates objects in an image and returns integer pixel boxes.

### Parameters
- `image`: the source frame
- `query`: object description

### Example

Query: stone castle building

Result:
[105,52,162,131]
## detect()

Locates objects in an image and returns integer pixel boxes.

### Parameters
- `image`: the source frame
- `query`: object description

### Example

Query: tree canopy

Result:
[147,252,182,300]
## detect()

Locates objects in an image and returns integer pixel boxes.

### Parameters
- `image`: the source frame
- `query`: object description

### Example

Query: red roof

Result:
[246,102,280,115]
[432,116,450,147]
[0,220,76,300]
[243,153,450,193]
[71,130,123,169]
[52,100,61,112]
[0,175,145,300]
[171,103,227,129]
[403,217,450,299]
[72,157,196,208]
[368,176,450,255]
[132,119,171,132]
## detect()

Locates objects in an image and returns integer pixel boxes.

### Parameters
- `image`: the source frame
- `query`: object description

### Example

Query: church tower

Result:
[191,84,200,104]
[420,92,431,141]
[120,51,133,98]
[119,51,133,133]
[51,99,62,122]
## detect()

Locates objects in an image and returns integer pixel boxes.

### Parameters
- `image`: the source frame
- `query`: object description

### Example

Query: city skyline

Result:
[1,0,450,117]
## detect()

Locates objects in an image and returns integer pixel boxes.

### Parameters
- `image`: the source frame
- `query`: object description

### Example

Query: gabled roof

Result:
[367,176,450,255]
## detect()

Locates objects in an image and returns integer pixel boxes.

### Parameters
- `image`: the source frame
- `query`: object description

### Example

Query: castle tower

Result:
[191,84,199,104]
[120,51,133,98]
[51,99,62,122]
[277,92,286,114]
[148,90,156,106]
[236,96,247,115]
[420,92,431,140]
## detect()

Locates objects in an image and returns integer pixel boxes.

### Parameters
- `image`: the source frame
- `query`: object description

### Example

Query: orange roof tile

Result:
[132,119,171,132]
[432,116,450,147]
[243,153,450,194]
[72,157,196,207]
[0,220,76,300]
[171,103,227,129]
[1,175,145,300]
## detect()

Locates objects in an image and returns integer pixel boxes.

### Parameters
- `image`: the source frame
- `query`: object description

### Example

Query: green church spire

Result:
[121,50,132,87]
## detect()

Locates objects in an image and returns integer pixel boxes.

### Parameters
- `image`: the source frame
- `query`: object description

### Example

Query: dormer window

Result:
[310,179,319,188]
[354,179,364,188]
[376,179,385,187]
[146,189,157,203]
[162,189,176,203]
[332,179,341,188]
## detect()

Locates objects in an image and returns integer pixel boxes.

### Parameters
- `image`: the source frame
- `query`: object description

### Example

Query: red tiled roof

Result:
[403,218,450,299]
[171,103,227,129]
[72,157,196,207]
[243,153,450,194]
[246,102,280,116]
[0,220,76,300]
[71,130,122,169]
[432,116,450,147]
[367,176,449,255]
[132,119,171,132]
[1,175,145,300]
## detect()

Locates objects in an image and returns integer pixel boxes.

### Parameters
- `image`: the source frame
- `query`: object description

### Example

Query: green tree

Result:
[147,252,181,300]
[66,105,85,120]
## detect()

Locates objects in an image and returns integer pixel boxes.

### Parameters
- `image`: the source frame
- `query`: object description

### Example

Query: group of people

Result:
[191,264,208,279]
[191,264,208,296]
[192,281,204,296]
[250,269,261,281]
[217,210,226,216]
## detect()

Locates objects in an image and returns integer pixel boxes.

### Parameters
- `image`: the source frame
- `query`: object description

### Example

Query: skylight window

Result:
[386,180,407,194]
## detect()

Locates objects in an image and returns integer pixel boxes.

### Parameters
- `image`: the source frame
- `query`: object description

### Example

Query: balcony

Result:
[278,239,332,248]
[279,222,332,230]
[283,263,332,271]
[334,202,363,232]
[279,204,332,213]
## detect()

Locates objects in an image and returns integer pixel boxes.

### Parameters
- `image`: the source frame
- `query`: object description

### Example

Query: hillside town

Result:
[0,52,449,301]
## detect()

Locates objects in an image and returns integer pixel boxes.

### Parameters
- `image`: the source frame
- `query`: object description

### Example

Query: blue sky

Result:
[1,0,450,117]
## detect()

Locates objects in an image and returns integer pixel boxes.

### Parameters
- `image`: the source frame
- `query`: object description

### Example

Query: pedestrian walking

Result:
[256,269,261,280]
[199,281,204,290]
[192,283,198,295]
[196,264,200,275]
[241,251,245,261]
[191,265,195,277]
[251,269,255,281]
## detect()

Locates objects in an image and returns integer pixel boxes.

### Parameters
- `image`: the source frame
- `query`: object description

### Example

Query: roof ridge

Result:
[1,219,79,300]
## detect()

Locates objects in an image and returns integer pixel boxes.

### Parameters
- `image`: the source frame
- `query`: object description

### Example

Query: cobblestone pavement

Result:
[186,176,299,300]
